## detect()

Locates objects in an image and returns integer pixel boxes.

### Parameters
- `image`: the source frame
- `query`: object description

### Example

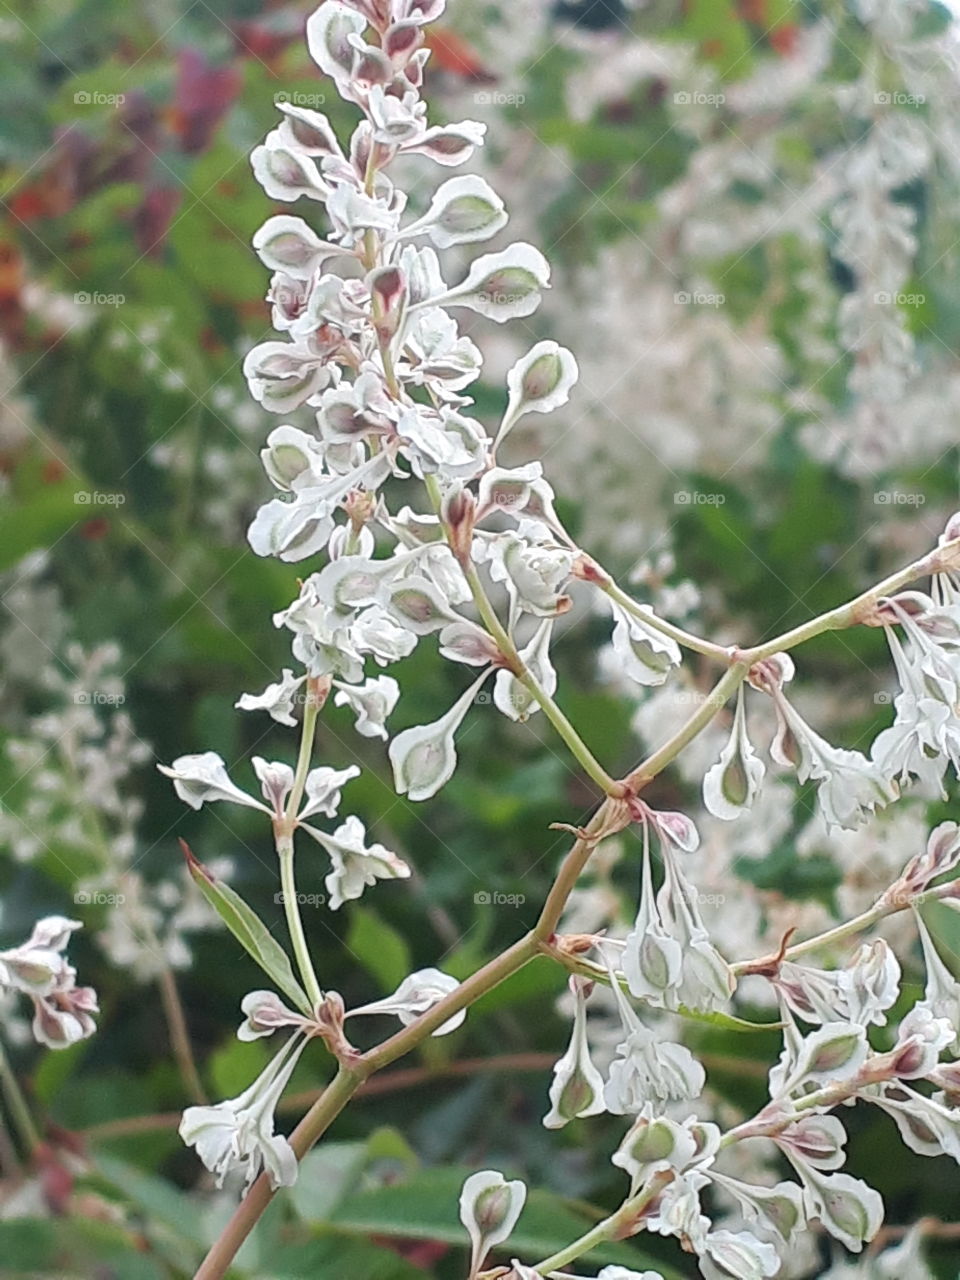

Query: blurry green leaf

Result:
[345,905,412,992]
[327,1167,679,1272]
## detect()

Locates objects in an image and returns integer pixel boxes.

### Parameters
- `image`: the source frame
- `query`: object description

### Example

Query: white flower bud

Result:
[797,1169,883,1253]
[306,1,367,83]
[253,215,338,279]
[496,341,579,449]
[250,132,326,202]
[403,175,508,249]
[494,620,556,722]
[458,1170,527,1277]
[389,668,492,801]
[332,676,399,740]
[158,752,270,813]
[432,242,550,322]
[543,978,606,1129]
[702,685,765,820]
[609,600,682,688]
[346,967,465,1036]
[699,1229,780,1280]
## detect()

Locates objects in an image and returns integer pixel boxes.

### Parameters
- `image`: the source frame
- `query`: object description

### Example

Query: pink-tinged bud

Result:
[650,808,700,853]
[747,651,795,693]
[442,484,477,562]
[776,1115,846,1170]
[940,510,960,544]
[896,821,960,897]
[383,19,423,64]
[368,265,407,340]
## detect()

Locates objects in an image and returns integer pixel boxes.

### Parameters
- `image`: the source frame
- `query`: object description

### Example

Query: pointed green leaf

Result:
[182,841,311,1014]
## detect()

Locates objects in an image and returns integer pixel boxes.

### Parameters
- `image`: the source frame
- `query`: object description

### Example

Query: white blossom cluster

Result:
[141,2,960,1275]
[0,629,222,983]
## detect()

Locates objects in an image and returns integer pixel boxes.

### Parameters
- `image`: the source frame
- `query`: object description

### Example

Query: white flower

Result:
[459,1170,527,1277]
[298,763,361,820]
[771,687,897,830]
[621,822,682,1006]
[496,341,579,450]
[698,1229,780,1280]
[608,600,682,688]
[0,916,81,995]
[494,620,556,722]
[252,215,337,279]
[157,752,269,813]
[603,956,705,1112]
[179,1032,308,1190]
[237,990,310,1042]
[0,916,99,1051]
[250,131,327,203]
[402,175,508,249]
[389,668,492,801]
[332,676,400,739]
[243,339,334,414]
[236,669,306,727]
[427,242,550,322]
[346,967,465,1036]
[702,685,765,819]
[795,1168,883,1253]
[543,977,606,1129]
[706,1172,806,1246]
[913,908,960,1054]
[303,814,410,909]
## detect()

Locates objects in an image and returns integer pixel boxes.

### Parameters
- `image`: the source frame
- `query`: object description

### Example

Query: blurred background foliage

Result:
[1,0,960,1275]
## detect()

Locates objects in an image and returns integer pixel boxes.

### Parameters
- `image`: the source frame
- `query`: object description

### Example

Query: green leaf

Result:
[183,842,311,1014]
[676,1004,784,1034]
[327,1167,680,1273]
[346,905,412,991]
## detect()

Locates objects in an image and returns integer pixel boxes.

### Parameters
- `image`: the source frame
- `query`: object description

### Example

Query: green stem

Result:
[626,662,748,787]
[601,577,730,662]
[277,832,323,1010]
[275,679,326,1009]
[0,1035,40,1155]
[532,1171,672,1274]
[424,475,621,797]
